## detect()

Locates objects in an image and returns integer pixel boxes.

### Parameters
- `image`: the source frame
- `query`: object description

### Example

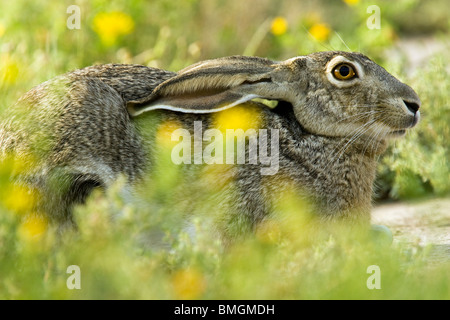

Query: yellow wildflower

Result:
[0,54,20,85]
[309,23,331,42]
[270,17,288,36]
[18,215,48,243]
[0,23,5,38]
[343,0,360,6]
[92,11,135,46]
[2,184,37,214]
[214,105,261,133]
[172,268,206,299]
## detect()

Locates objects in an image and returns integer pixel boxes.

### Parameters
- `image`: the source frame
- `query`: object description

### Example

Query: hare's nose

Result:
[403,100,420,114]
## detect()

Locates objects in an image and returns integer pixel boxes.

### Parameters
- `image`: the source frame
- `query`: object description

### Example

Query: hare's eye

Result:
[333,63,356,80]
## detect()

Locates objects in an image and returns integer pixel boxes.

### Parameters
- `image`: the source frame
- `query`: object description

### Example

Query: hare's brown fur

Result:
[0,52,420,234]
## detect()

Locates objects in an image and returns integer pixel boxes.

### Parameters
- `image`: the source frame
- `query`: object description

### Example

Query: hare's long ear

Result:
[127,56,302,116]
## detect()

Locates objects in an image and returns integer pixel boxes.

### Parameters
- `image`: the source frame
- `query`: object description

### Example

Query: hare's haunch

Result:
[0,52,420,234]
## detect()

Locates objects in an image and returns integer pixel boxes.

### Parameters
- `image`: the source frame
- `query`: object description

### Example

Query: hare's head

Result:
[127,52,420,141]
[287,51,420,140]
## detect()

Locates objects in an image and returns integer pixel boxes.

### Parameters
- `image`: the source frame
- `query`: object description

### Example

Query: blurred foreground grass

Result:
[1,172,449,299]
[0,0,449,299]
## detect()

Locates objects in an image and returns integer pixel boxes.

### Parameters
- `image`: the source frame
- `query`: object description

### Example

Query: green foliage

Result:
[1,182,450,299]
[0,0,449,299]
[377,55,450,199]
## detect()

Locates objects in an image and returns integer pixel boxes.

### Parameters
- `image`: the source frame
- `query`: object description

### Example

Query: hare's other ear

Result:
[127,56,301,116]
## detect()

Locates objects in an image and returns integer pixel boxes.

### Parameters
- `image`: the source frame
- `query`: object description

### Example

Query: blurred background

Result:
[0,0,449,299]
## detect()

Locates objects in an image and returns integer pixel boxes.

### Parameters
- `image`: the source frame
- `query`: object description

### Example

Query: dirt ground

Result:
[372,198,450,264]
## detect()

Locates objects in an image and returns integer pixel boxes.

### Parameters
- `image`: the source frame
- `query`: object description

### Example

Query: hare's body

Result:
[0,65,175,225]
[137,103,382,235]
[0,52,420,234]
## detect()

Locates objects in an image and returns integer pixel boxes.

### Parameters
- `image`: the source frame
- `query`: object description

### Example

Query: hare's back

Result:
[70,64,176,103]
[1,65,173,183]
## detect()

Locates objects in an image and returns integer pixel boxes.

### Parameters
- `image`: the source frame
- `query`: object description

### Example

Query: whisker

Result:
[317,119,378,183]
[334,110,380,124]
[334,31,352,51]
[335,120,376,158]
[331,106,374,109]
[361,114,384,154]
[363,119,385,155]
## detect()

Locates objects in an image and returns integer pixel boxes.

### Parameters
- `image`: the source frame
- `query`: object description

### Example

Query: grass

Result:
[0,0,449,300]
[1,187,449,299]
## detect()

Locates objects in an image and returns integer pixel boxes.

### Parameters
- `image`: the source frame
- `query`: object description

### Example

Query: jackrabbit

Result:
[0,52,420,235]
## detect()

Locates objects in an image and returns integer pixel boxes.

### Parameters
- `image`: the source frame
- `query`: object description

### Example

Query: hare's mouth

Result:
[388,129,406,137]
[384,112,419,138]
